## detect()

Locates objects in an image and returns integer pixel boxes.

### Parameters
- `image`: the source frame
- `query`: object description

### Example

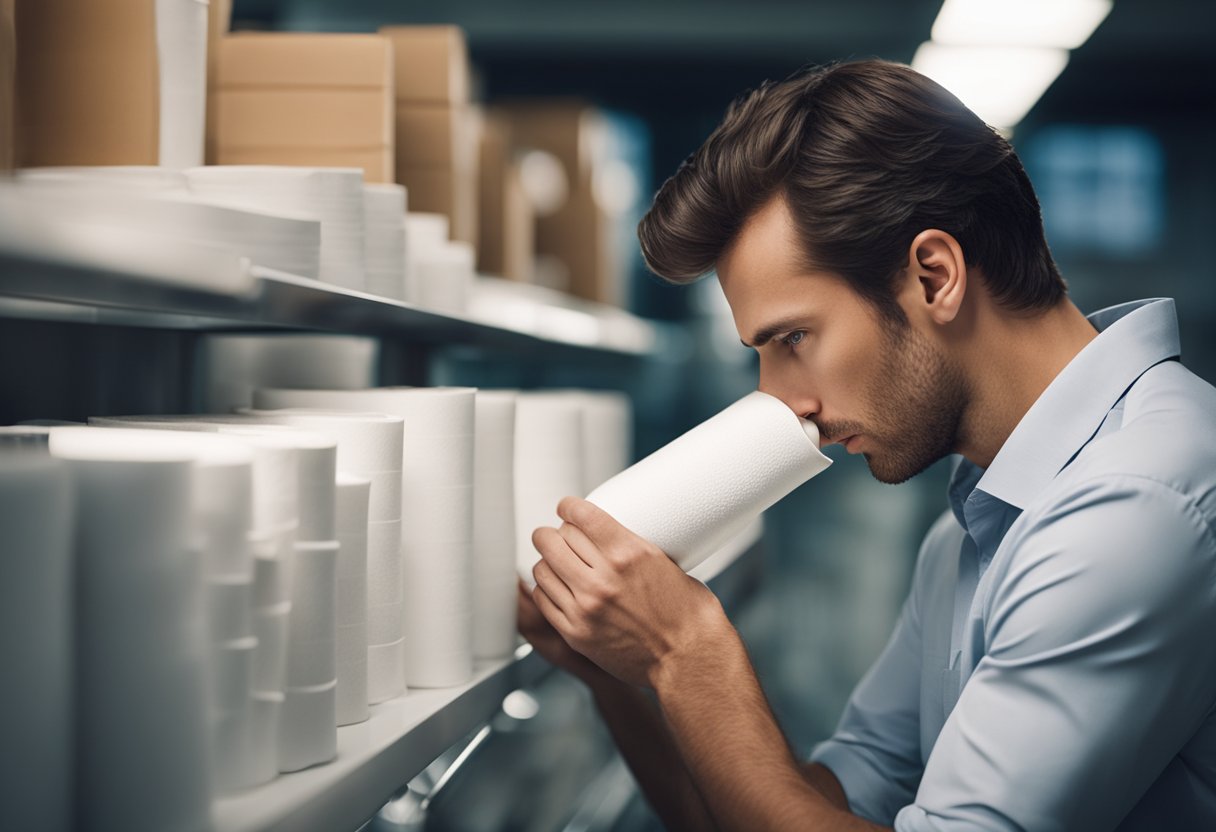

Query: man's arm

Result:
[517,583,718,830]
[528,499,891,831]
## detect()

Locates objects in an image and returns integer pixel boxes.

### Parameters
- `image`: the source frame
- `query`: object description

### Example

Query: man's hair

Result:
[637,60,1066,319]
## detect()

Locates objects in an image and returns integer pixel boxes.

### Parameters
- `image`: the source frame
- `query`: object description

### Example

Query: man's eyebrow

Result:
[740,316,808,349]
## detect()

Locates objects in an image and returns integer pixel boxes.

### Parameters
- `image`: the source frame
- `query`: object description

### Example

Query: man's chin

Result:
[863,451,939,486]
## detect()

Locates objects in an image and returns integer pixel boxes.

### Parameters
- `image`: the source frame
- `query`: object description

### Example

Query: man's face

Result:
[717,197,968,484]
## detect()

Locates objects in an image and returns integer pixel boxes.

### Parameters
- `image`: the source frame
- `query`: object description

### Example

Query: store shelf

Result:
[212,521,763,832]
[0,248,661,358]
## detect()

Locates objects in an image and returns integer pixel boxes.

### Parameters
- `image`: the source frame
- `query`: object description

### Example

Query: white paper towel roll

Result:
[364,183,408,301]
[583,391,831,574]
[335,475,370,725]
[367,638,406,704]
[48,427,212,832]
[252,387,478,690]
[248,691,284,786]
[285,540,338,688]
[240,409,404,475]
[565,390,633,493]
[279,680,337,772]
[514,393,584,582]
[216,426,336,543]
[0,447,73,832]
[155,0,208,168]
[252,601,290,694]
[472,391,519,660]
[208,576,254,643]
[212,636,256,717]
[200,334,378,414]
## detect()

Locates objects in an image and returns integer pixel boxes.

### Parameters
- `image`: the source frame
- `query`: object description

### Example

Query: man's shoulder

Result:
[1056,359,1216,524]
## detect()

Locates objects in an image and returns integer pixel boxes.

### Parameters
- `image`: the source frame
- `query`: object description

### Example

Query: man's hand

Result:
[516,579,607,686]
[529,496,735,689]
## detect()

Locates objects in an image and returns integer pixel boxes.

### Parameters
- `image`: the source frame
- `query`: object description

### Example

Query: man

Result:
[519,60,1216,830]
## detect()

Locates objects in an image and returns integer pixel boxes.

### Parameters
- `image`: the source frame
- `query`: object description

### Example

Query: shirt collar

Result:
[949,298,1180,522]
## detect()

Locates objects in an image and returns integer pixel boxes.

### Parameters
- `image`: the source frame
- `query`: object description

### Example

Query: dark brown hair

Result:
[638,60,1066,319]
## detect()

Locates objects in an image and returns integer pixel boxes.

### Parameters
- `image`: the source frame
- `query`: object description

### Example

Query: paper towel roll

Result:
[279,680,337,772]
[212,636,256,716]
[211,702,255,794]
[335,475,369,724]
[200,334,378,414]
[472,391,519,660]
[0,448,72,832]
[285,540,338,681]
[48,427,212,832]
[367,638,406,704]
[414,241,475,316]
[240,409,404,475]
[248,691,283,786]
[252,602,290,694]
[567,390,633,493]
[208,576,253,643]
[216,426,336,543]
[364,183,407,301]
[584,392,831,574]
[156,0,208,168]
[514,393,585,582]
[366,518,403,611]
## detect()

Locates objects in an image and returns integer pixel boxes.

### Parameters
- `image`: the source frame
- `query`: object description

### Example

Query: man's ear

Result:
[905,229,967,325]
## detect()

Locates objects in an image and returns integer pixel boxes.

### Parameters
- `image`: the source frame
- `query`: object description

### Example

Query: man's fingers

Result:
[531,582,573,635]
[532,525,594,589]
[532,556,575,612]
[556,521,605,570]
[557,496,637,550]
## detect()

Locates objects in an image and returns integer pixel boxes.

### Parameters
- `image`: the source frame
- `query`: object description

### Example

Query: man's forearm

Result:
[651,628,887,832]
[585,671,719,831]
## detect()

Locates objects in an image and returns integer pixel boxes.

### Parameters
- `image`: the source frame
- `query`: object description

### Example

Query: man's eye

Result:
[782,331,806,348]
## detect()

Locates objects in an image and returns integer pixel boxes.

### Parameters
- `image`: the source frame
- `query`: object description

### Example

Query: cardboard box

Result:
[478,118,535,281]
[15,0,161,166]
[213,33,395,182]
[500,102,605,186]
[218,33,393,89]
[0,0,14,171]
[395,104,467,167]
[217,146,393,185]
[218,90,392,149]
[398,165,477,245]
[379,26,468,105]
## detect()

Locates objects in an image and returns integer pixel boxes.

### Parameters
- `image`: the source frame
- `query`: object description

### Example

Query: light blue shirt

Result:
[810,298,1216,831]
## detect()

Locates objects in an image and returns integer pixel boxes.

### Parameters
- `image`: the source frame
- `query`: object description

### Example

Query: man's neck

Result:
[955,299,1098,470]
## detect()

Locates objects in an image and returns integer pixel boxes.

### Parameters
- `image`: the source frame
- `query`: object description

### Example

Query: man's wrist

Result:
[648,595,744,696]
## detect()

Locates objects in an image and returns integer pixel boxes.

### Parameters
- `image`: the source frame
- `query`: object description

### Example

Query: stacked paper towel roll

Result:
[0,441,72,832]
[364,183,408,301]
[215,425,339,772]
[585,391,832,573]
[334,475,371,724]
[472,391,519,660]
[19,166,190,195]
[200,333,378,414]
[404,212,475,314]
[514,393,585,583]
[254,387,477,688]
[156,0,208,168]
[403,212,448,304]
[48,428,211,832]
[185,166,366,289]
[237,408,405,706]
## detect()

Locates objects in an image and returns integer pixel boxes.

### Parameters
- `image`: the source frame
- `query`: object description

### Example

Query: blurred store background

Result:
[1,1,1214,830]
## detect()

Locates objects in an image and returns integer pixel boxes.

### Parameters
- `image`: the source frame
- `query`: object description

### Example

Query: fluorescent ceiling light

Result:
[912,42,1069,128]
[931,0,1113,49]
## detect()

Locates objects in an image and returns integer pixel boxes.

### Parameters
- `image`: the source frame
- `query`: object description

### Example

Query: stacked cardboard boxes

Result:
[478,115,535,282]
[501,103,621,305]
[213,34,395,183]
[381,25,478,245]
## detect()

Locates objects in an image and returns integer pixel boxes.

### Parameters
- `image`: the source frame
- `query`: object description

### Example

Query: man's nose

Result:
[758,358,820,420]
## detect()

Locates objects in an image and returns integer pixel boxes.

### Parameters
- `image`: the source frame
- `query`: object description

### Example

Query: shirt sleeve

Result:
[810,511,959,825]
[896,475,1216,832]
